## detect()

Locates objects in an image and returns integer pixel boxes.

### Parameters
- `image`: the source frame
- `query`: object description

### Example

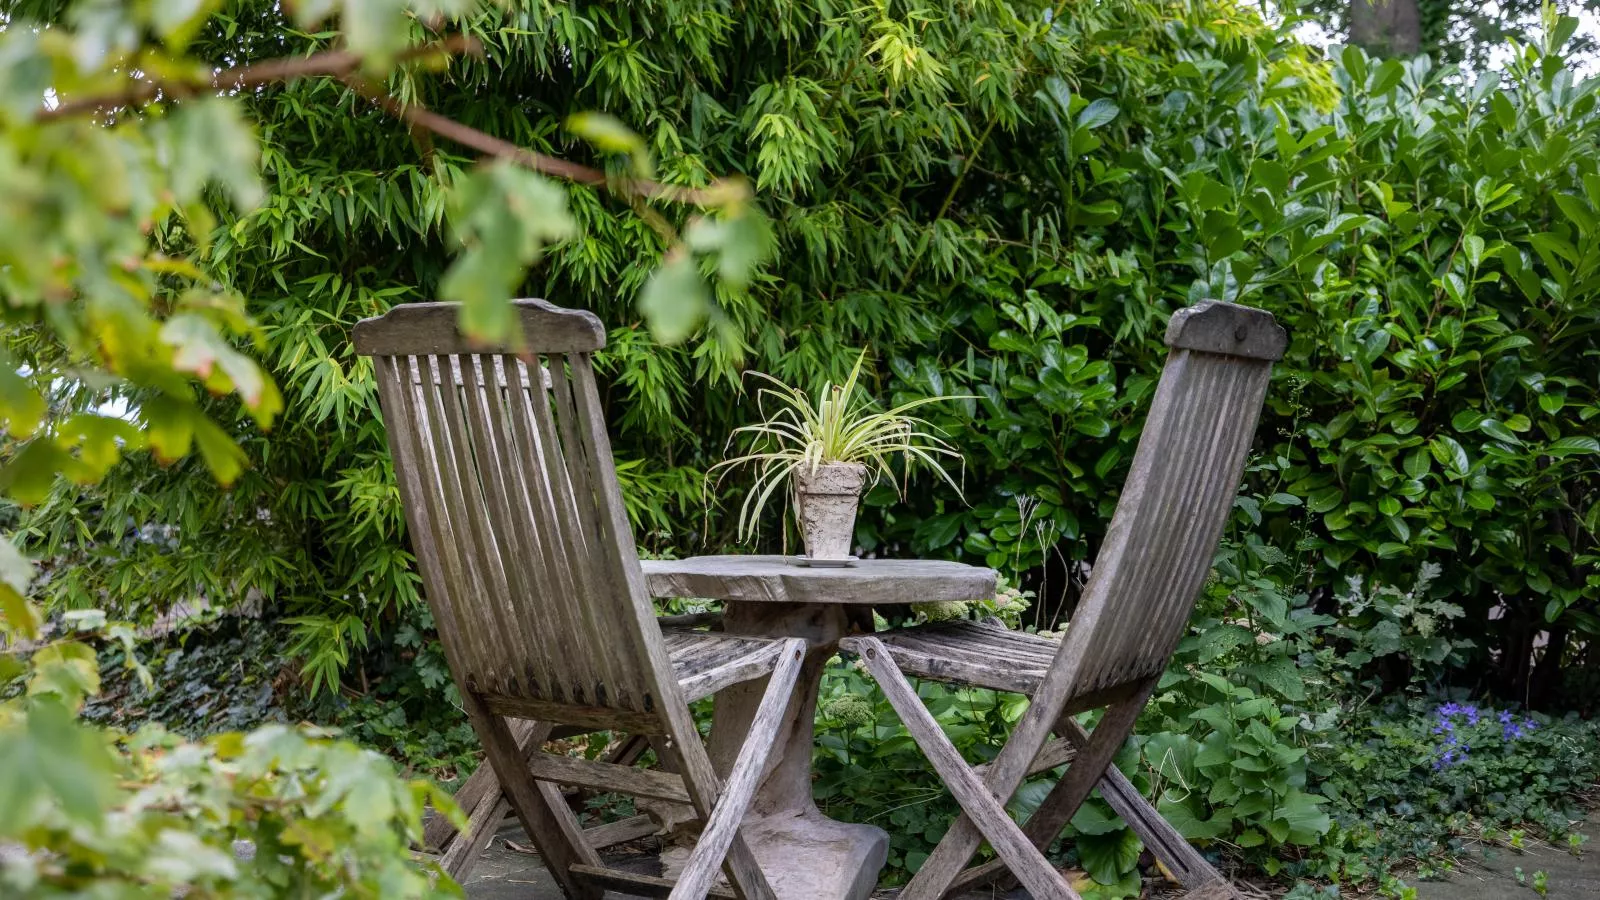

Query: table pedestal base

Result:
[662,807,887,900]
[686,600,889,900]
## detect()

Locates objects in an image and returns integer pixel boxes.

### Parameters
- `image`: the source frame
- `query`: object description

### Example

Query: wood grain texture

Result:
[642,556,995,606]
[523,751,693,804]
[854,637,1076,900]
[359,302,794,899]
[863,302,1282,900]
[1066,349,1275,699]
[1016,681,1157,853]
[439,785,504,881]
[464,707,602,899]
[664,631,791,702]
[570,864,738,899]
[863,619,1057,695]
[1163,299,1287,361]
[971,736,1078,780]
[671,639,806,900]
[581,813,663,849]
[352,299,606,355]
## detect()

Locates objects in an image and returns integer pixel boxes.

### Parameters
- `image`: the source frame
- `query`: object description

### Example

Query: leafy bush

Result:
[18,0,1597,721]
[1318,698,1600,880]
[1,614,460,899]
[85,615,295,738]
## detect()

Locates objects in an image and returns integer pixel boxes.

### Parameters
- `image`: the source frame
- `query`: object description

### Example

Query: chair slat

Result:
[545,354,634,709]
[1067,351,1273,696]
[405,355,505,695]
[504,352,588,706]
[858,301,1285,900]
[428,353,530,696]
[458,354,559,700]
[360,300,788,899]
[362,312,685,720]
[375,356,478,692]
[567,355,660,709]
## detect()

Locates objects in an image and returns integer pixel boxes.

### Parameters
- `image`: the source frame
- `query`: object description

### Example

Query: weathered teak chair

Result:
[354,299,804,900]
[841,300,1287,900]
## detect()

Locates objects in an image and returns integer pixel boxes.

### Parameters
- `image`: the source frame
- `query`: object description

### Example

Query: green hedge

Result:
[18,0,1600,706]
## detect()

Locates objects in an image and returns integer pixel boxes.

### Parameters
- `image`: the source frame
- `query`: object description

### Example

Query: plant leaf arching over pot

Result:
[711,350,970,560]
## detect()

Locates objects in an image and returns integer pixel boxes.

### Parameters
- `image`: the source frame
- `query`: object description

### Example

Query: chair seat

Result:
[662,629,794,703]
[859,619,1058,695]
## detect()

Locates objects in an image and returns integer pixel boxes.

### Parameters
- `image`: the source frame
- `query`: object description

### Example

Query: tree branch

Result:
[343,78,739,207]
[38,35,482,122]
[38,32,742,209]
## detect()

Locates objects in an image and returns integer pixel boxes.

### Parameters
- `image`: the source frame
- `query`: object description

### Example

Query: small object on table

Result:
[643,554,997,900]
[788,554,858,568]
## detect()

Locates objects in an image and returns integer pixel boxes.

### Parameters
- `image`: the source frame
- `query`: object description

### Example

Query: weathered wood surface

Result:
[1164,298,1288,361]
[672,640,806,900]
[570,863,738,899]
[663,630,791,702]
[359,300,806,899]
[855,636,1074,900]
[848,300,1283,900]
[352,298,606,355]
[523,751,694,805]
[872,618,1057,695]
[642,555,995,607]
[407,354,552,389]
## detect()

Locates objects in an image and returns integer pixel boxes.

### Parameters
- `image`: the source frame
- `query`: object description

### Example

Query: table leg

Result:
[676,601,889,900]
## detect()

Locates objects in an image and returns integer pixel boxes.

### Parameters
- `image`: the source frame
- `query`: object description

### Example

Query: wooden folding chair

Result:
[841,300,1287,900]
[355,299,802,899]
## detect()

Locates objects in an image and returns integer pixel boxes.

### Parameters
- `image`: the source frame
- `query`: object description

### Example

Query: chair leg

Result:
[440,790,509,882]
[461,694,603,899]
[1056,717,1235,894]
[427,717,542,854]
[854,638,1079,900]
[1018,684,1157,851]
[669,640,805,900]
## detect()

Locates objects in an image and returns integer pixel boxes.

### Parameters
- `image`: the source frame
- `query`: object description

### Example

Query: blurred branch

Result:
[344,79,739,207]
[38,35,482,121]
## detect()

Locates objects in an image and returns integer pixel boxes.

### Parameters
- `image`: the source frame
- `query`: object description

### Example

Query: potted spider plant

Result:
[712,351,967,564]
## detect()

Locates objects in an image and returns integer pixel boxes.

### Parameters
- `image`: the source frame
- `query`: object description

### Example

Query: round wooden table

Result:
[641,555,997,900]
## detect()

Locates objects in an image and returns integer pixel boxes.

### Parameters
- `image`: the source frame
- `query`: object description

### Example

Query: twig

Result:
[38,35,482,122]
[343,78,738,207]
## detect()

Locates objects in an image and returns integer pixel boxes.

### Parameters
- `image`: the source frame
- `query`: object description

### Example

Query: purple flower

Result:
[1496,709,1539,741]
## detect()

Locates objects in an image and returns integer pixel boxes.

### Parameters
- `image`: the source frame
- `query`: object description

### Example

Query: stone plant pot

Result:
[792,462,867,560]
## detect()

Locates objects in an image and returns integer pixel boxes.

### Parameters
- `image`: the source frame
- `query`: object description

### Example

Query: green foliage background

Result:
[3,0,1598,894]
[21,0,1598,708]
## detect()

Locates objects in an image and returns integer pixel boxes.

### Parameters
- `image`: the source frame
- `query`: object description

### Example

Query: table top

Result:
[641,554,996,606]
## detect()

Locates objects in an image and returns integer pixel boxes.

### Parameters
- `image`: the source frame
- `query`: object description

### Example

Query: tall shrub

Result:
[21,0,1600,706]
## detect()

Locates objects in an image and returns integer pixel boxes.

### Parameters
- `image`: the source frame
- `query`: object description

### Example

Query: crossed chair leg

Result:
[450,640,804,900]
[851,637,1239,900]
[430,728,679,879]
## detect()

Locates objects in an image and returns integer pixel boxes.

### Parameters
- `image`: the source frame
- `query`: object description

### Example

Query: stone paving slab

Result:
[1412,809,1600,900]
[460,820,1035,899]
[462,809,1600,899]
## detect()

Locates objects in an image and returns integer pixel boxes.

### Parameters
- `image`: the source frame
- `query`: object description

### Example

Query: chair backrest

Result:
[353,300,679,723]
[1053,301,1287,700]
